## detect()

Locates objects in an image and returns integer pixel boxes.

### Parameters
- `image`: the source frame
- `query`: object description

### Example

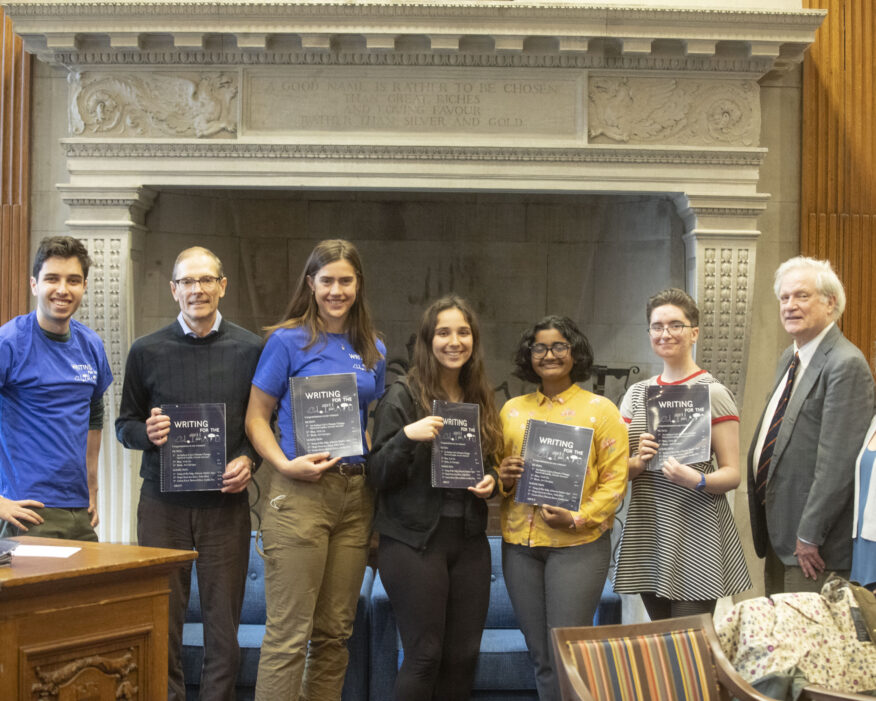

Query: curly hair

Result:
[512,315,594,385]
[32,236,92,280]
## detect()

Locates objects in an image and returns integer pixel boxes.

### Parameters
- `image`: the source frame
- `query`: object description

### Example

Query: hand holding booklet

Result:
[645,384,711,471]
[515,419,593,511]
[290,373,363,458]
[159,403,227,492]
[430,400,484,488]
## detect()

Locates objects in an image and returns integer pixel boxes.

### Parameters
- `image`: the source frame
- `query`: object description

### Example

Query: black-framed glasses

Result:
[647,323,695,338]
[530,342,571,359]
[172,276,223,290]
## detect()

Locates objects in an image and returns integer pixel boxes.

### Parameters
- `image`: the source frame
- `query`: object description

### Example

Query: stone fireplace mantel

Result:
[4,0,824,540]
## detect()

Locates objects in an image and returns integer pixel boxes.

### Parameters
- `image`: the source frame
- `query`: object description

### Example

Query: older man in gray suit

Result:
[748,256,875,595]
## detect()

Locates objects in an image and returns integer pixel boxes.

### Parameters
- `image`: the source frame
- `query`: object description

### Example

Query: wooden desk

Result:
[0,536,196,699]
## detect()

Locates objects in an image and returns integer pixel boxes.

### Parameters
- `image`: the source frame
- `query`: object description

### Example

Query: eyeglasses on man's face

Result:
[530,342,571,359]
[172,276,223,291]
[647,322,695,338]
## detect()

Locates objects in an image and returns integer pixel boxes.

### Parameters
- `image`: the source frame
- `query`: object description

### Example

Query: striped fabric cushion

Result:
[567,628,718,701]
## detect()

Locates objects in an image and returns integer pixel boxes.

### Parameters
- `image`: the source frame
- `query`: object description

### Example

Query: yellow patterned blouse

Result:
[498,383,629,548]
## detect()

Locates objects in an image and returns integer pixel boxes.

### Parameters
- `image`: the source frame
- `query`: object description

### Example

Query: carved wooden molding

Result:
[32,649,137,698]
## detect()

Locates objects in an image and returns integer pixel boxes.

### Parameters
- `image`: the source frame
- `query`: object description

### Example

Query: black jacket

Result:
[367,378,489,550]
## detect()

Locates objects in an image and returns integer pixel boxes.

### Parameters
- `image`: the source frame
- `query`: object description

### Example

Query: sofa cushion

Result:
[473,628,535,690]
[484,535,521,630]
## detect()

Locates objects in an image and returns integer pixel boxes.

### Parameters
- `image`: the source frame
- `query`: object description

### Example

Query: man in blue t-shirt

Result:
[0,236,113,541]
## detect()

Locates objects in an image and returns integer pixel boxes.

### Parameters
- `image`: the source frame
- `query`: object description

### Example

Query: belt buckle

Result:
[337,462,361,477]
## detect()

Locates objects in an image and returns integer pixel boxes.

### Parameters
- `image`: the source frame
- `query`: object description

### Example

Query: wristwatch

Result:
[694,473,707,492]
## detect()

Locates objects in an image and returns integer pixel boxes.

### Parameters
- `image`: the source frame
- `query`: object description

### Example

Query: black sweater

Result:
[115,319,262,508]
[367,378,489,549]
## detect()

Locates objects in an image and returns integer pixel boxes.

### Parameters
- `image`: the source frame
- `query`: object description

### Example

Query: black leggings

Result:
[378,518,491,701]
[639,592,716,621]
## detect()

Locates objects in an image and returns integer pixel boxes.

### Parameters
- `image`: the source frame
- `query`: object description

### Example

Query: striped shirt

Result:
[614,370,751,600]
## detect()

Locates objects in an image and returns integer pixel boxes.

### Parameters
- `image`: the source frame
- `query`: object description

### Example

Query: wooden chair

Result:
[550,613,775,701]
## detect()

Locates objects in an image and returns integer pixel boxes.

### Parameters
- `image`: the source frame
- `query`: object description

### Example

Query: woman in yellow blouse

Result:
[497,315,628,701]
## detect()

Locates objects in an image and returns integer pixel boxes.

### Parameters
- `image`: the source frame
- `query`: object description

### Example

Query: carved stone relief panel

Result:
[588,76,759,147]
[69,71,238,138]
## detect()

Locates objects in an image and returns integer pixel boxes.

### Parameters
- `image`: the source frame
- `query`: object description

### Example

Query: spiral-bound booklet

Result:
[159,403,226,492]
[290,373,363,458]
[645,384,711,471]
[430,400,484,488]
[515,419,593,511]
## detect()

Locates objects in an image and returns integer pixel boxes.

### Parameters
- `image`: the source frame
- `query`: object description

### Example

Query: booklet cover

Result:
[515,419,594,511]
[159,403,226,492]
[430,400,484,488]
[290,373,363,458]
[645,384,711,471]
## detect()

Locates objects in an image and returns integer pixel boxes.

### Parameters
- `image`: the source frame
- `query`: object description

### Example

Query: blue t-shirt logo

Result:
[70,363,98,384]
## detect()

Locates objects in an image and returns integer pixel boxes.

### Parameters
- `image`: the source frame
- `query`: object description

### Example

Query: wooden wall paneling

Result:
[0,8,31,326]
[802,0,876,366]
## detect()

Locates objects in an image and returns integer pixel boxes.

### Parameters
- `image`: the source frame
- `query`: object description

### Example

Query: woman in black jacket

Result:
[367,294,502,701]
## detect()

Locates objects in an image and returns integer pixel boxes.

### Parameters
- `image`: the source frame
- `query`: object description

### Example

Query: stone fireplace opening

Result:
[139,188,685,397]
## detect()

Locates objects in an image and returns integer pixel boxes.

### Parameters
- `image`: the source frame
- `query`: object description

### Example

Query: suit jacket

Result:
[747,324,875,568]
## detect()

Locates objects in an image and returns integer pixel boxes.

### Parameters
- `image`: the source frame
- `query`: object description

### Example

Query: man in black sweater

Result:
[116,246,262,701]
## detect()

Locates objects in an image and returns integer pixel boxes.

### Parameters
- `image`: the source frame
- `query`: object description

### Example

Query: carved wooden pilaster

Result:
[58,185,157,544]
[0,8,31,326]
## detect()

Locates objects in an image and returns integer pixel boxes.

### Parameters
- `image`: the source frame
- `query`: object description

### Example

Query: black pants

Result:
[378,518,491,701]
[137,492,251,701]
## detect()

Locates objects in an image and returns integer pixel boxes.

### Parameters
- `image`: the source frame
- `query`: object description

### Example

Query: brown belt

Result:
[326,462,366,477]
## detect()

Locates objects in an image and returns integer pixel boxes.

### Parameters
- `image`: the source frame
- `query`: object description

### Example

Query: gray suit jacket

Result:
[747,324,875,568]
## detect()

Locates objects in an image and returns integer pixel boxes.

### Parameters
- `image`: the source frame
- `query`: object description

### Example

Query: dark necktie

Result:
[755,352,800,506]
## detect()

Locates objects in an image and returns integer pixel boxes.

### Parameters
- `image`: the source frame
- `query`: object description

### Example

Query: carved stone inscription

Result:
[245,68,581,138]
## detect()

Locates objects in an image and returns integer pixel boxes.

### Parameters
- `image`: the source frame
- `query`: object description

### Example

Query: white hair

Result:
[773,255,845,320]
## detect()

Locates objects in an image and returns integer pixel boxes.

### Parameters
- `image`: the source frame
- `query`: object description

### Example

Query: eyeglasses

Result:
[172,276,223,290]
[647,323,695,337]
[530,342,571,359]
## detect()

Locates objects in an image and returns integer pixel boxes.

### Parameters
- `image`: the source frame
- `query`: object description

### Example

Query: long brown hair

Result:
[265,239,382,370]
[408,295,502,462]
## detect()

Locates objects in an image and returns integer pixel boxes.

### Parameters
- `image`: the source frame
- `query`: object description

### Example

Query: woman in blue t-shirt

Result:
[246,239,386,700]
[367,295,502,700]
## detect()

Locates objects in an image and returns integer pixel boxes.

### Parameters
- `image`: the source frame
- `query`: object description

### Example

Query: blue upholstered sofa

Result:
[369,535,622,701]
[182,533,621,700]
[182,532,373,701]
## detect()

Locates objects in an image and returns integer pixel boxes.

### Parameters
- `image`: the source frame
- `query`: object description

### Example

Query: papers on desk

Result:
[11,544,80,558]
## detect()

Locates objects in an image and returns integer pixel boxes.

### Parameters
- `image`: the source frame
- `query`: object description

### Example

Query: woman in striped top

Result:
[614,288,751,620]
